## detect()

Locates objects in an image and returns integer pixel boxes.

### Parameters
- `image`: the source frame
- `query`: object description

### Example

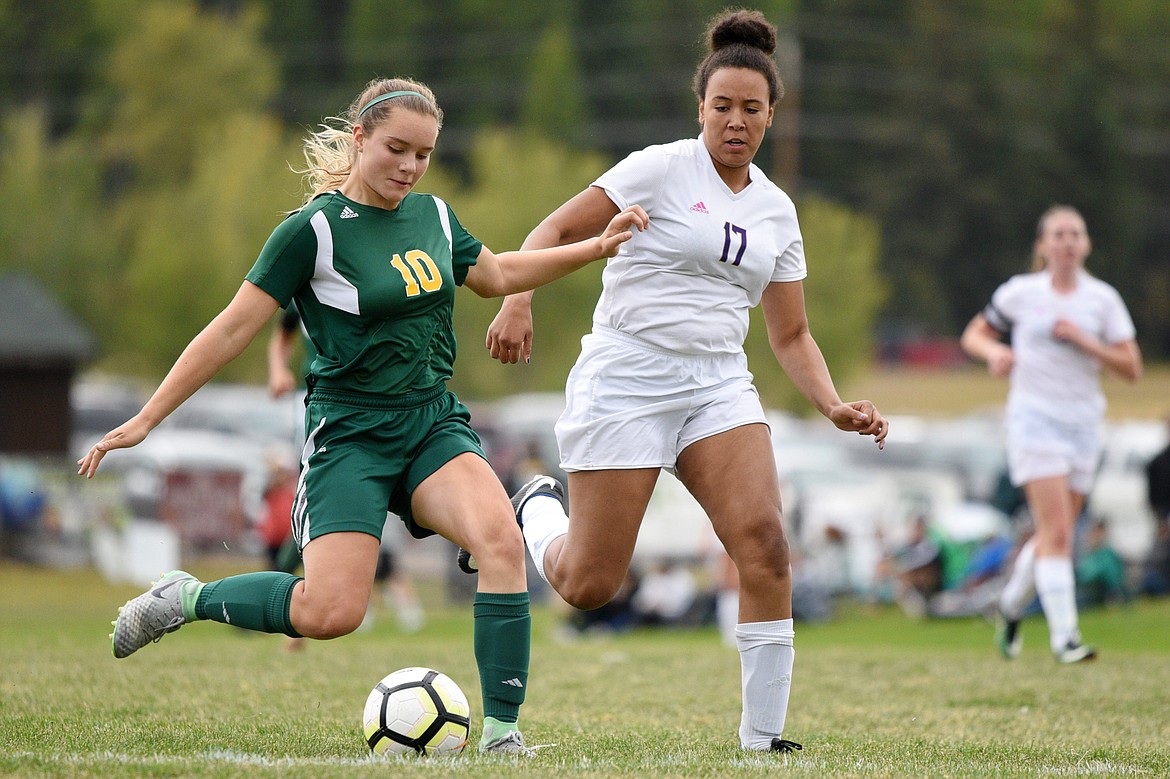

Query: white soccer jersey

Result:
[591,136,806,355]
[983,269,1136,421]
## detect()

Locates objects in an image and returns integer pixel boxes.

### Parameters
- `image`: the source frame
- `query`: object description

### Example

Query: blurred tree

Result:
[797,0,1170,355]
[116,113,301,380]
[422,128,611,399]
[0,107,115,336]
[100,1,278,187]
[96,0,298,380]
[747,195,885,411]
[3,0,1165,382]
[521,12,588,145]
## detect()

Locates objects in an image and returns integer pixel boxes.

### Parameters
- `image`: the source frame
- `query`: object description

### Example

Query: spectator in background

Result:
[1143,417,1170,596]
[1146,416,1170,523]
[256,453,298,572]
[961,204,1142,663]
[631,560,699,626]
[1076,520,1129,607]
[876,514,942,618]
[1140,521,1170,597]
[365,520,426,634]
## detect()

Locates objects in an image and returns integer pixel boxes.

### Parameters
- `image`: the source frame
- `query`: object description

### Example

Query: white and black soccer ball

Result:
[362,667,471,756]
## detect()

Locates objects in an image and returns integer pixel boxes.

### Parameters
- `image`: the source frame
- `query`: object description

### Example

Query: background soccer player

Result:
[961,204,1142,663]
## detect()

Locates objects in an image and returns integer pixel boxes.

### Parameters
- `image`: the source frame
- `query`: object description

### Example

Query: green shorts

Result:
[291,384,485,547]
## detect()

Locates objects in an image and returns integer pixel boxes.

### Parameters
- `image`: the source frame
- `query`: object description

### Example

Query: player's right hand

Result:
[77,417,150,478]
[486,295,535,365]
[987,344,1014,378]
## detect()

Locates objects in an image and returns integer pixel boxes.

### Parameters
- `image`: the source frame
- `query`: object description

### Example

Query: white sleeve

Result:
[592,146,667,213]
[984,277,1022,333]
[770,199,807,282]
[1102,285,1137,344]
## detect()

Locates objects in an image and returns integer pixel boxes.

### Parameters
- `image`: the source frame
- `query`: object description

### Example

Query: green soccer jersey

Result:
[246,191,483,396]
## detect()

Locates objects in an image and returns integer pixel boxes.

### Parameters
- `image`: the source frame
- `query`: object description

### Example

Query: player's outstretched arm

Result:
[485,186,626,365]
[464,205,647,299]
[77,282,281,478]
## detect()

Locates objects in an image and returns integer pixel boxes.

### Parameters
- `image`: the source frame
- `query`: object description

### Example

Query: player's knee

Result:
[466,516,526,573]
[557,574,623,611]
[727,514,791,578]
[296,598,367,639]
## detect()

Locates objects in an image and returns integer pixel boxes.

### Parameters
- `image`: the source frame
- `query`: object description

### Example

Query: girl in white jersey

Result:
[961,205,1142,663]
[473,9,888,753]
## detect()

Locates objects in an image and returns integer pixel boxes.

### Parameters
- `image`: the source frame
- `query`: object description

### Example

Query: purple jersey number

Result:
[720,222,747,266]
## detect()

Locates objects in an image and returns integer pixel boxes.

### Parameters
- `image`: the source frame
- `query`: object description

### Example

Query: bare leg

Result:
[1025,476,1086,654]
[412,453,533,744]
[677,424,791,622]
[677,423,794,750]
[541,468,659,609]
[294,531,379,638]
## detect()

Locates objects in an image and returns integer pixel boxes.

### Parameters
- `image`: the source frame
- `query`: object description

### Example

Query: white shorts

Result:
[555,327,768,473]
[1004,405,1102,494]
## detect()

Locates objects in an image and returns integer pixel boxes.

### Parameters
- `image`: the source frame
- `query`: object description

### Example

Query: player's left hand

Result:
[830,400,888,449]
[1052,318,1087,349]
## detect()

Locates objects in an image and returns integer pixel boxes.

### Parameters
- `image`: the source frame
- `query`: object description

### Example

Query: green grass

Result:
[3,563,1169,778]
[841,363,1170,420]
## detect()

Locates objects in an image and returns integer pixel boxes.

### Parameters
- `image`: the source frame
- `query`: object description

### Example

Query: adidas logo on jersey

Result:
[689,201,709,214]
[339,206,359,219]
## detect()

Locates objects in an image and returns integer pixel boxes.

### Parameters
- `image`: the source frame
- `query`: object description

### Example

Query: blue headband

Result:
[358,90,426,117]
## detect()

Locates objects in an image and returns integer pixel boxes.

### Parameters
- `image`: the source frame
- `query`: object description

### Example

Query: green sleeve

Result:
[445,204,483,286]
[245,212,318,307]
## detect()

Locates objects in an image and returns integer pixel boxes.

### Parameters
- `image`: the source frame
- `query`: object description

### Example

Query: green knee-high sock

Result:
[473,592,530,732]
[195,572,302,637]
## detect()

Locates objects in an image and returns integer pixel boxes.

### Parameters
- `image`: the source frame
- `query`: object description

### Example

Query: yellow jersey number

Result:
[390,250,443,297]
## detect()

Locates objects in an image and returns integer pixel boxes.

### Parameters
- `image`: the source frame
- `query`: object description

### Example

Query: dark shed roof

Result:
[0,273,97,365]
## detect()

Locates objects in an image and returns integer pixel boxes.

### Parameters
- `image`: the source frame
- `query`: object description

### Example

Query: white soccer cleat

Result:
[480,729,536,757]
[1055,640,1097,664]
[110,570,201,658]
[456,475,565,574]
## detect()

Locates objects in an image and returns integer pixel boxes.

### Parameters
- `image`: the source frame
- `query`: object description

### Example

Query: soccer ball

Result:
[362,667,471,756]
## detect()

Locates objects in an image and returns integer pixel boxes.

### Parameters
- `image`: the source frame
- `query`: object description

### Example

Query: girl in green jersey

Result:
[79,76,647,755]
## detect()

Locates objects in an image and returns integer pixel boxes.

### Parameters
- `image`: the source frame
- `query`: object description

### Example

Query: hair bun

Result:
[709,10,777,56]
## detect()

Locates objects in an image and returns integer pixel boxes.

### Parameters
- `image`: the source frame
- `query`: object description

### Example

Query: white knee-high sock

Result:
[1034,556,1078,652]
[999,537,1037,620]
[735,618,795,750]
[519,495,569,584]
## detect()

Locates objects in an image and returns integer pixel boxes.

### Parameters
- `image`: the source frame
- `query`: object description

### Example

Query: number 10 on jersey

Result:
[390,251,443,297]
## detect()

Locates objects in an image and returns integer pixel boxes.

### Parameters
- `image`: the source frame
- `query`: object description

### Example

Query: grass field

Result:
[841,363,1170,421]
[3,562,1169,778]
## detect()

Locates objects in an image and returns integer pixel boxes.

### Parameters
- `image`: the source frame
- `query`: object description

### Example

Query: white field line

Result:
[8,749,463,769]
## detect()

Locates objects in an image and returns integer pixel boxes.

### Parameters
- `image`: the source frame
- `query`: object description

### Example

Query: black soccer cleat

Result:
[456,475,565,574]
[770,738,803,753]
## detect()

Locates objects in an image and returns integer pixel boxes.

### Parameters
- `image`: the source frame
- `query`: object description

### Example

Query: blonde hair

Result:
[295,77,443,207]
[1030,204,1086,272]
